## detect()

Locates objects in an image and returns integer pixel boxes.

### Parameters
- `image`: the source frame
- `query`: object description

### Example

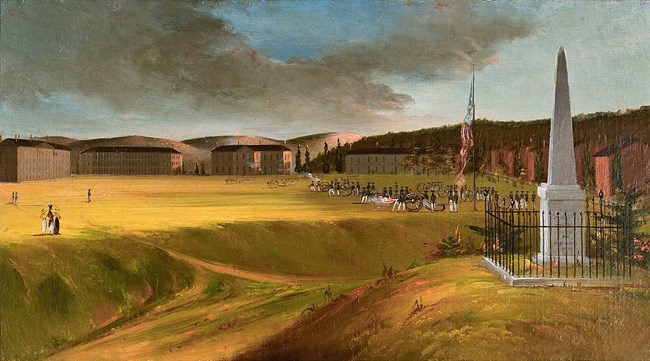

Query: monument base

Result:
[537,183,586,267]
[534,253,590,267]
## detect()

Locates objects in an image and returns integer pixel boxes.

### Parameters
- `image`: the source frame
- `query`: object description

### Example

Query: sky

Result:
[0,0,648,141]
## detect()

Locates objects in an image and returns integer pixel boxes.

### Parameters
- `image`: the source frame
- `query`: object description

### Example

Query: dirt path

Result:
[46,242,365,361]
[164,247,362,284]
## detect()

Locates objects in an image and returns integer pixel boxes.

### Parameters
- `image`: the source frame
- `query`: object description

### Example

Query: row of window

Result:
[348,156,400,164]
[215,153,290,162]
[349,165,400,174]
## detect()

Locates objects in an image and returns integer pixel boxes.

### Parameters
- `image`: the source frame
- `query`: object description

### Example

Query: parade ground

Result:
[1,175,649,361]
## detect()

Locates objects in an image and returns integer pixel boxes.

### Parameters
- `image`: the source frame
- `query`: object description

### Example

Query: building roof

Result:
[81,146,181,154]
[0,138,71,151]
[211,144,291,152]
[593,138,643,157]
[345,147,411,155]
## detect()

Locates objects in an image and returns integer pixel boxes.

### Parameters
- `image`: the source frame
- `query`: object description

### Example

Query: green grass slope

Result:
[145,216,484,279]
[236,257,650,361]
[0,236,193,361]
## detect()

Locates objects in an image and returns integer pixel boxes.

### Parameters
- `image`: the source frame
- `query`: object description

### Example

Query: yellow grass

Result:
[0,173,525,244]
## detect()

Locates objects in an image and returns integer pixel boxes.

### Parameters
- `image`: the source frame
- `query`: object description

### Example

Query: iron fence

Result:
[484,192,633,279]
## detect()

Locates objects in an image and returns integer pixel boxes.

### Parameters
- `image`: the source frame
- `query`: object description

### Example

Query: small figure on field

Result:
[87,188,92,202]
[40,210,47,235]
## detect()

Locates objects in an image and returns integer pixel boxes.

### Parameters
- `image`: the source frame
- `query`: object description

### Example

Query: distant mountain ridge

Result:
[31,106,648,175]
[36,132,364,174]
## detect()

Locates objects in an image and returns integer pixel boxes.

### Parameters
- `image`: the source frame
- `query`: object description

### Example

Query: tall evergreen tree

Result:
[335,138,343,173]
[304,145,311,173]
[322,142,330,173]
[294,145,302,173]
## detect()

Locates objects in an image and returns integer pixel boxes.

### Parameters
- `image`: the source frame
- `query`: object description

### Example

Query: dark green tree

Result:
[294,144,302,173]
[335,138,343,173]
[303,145,311,173]
[322,142,330,173]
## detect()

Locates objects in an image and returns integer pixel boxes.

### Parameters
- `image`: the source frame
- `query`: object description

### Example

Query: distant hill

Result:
[34,136,78,146]
[349,106,650,165]
[181,132,363,172]
[183,135,284,151]
[286,132,363,156]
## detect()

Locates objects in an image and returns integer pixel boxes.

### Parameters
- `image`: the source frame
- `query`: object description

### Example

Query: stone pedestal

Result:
[536,183,586,265]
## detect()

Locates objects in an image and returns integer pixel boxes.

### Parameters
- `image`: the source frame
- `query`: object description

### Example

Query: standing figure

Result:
[46,204,54,234]
[53,214,60,235]
[514,191,520,210]
[14,192,18,205]
[11,192,15,205]
[524,192,529,210]
[88,188,92,202]
[40,210,47,235]
[448,191,454,213]
[430,192,437,213]
[397,189,406,212]
[453,192,459,212]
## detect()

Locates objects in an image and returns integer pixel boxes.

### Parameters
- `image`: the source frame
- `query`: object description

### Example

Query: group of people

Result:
[10,192,18,205]
[40,204,61,235]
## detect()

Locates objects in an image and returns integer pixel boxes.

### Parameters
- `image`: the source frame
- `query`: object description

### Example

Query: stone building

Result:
[593,139,650,199]
[78,147,183,175]
[345,148,411,174]
[0,138,71,182]
[211,145,292,175]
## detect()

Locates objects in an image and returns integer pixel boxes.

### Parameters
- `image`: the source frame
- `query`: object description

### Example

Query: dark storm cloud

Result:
[0,0,533,137]
[323,2,532,78]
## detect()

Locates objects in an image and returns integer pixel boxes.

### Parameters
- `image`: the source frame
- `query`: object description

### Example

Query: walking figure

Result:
[87,188,92,203]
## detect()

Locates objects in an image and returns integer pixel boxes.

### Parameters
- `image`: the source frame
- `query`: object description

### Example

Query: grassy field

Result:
[1,174,647,360]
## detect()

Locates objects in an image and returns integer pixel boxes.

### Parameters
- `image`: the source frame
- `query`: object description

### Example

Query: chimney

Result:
[30,134,33,140]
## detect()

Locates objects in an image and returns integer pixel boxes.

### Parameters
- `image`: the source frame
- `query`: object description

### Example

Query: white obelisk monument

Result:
[536,47,586,265]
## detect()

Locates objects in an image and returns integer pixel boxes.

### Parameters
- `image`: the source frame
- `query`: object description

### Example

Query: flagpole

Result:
[472,65,477,211]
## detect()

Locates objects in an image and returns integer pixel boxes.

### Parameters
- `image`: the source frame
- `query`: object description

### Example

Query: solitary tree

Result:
[303,145,311,173]
[294,144,302,173]
[335,138,343,173]
[322,142,330,173]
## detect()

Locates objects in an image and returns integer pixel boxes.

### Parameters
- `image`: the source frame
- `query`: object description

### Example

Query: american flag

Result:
[456,75,474,189]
